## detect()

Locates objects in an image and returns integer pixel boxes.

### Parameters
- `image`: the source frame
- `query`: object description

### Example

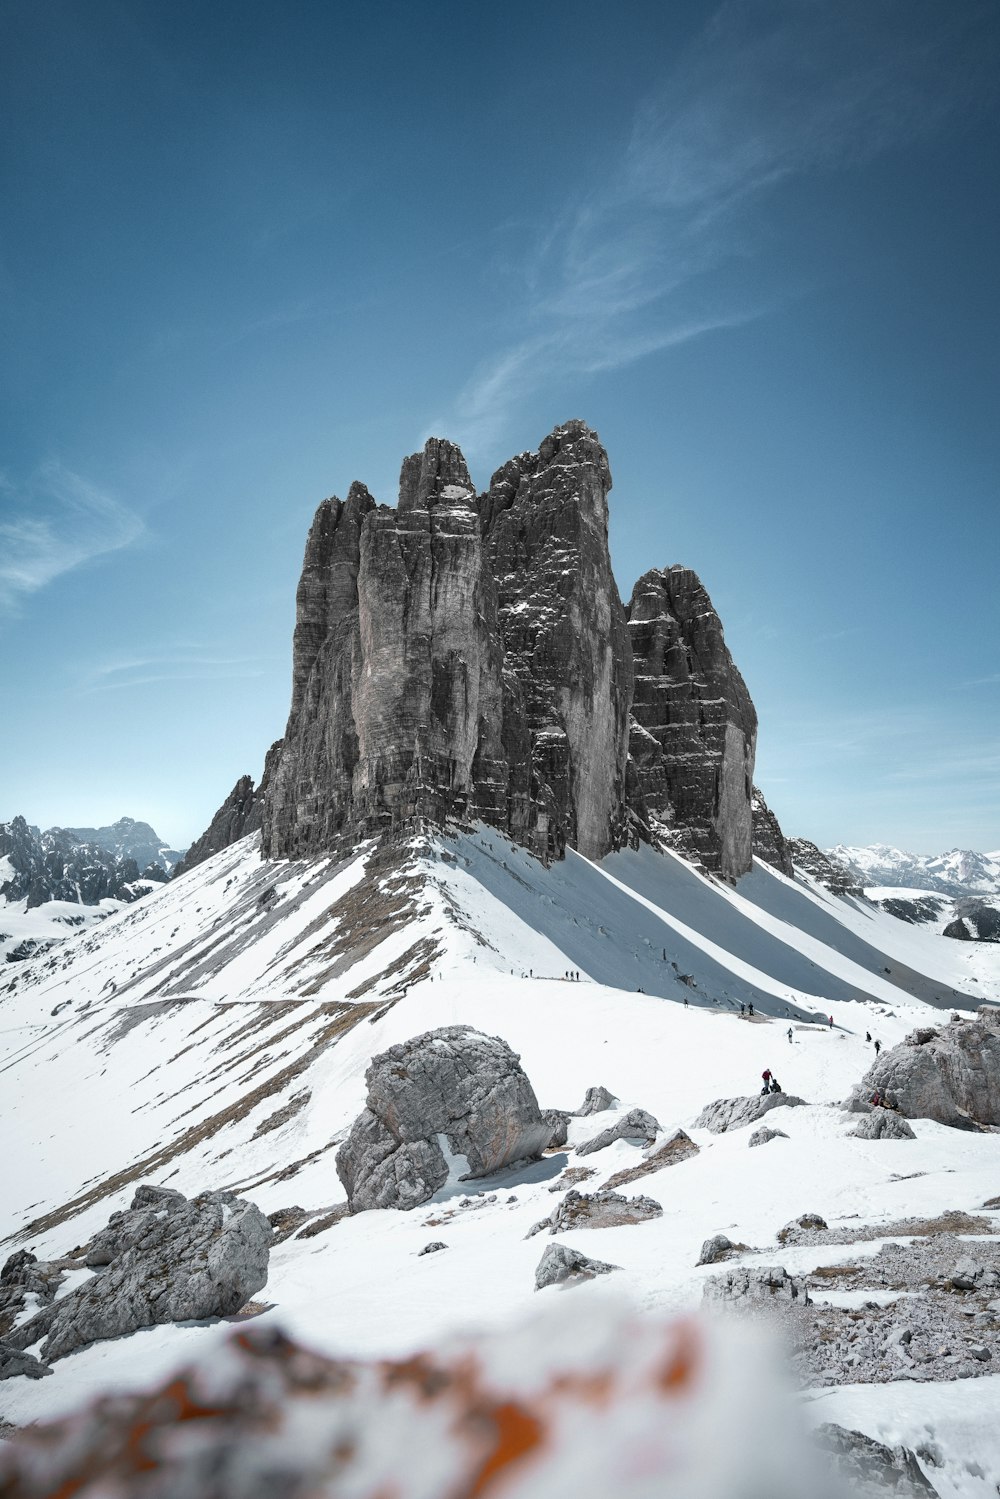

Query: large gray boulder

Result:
[850,1110,916,1140]
[812,1423,940,1498]
[575,1085,619,1116]
[846,1008,1000,1127]
[534,1243,619,1290]
[693,1093,805,1133]
[576,1108,660,1156]
[6,1186,271,1363]
[336,1027,553,1212]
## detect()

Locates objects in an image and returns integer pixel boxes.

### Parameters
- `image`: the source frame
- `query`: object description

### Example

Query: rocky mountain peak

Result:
[398,437,474,511]
[188,420,768,879]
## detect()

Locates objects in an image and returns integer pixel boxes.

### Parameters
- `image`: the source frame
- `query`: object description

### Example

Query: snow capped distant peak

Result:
[828,843,1000,899]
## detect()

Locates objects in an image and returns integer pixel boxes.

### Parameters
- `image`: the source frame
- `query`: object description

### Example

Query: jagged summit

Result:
[188,422,766,881]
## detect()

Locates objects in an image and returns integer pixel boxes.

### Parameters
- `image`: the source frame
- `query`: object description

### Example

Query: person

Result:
[769,1076,782,1093]
[748,1003,754,1017]
[874,1039,881,1057]
[866,1031,871,1043]
[828,1015,834,1028]
[683,994,688,1007]
[787,1026,793,1043]
[870,1089,882,1107]
[761,1068,772,1095]
[740,1002,746,1016]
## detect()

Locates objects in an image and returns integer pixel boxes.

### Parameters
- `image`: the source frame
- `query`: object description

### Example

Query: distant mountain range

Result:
[827,844,1000,900]
[0,815,183,911]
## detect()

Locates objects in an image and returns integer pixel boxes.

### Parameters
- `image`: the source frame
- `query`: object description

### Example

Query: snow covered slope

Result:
[3,829,1000,1492]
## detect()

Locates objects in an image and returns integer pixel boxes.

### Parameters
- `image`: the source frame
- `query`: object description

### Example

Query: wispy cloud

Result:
[440,1,988,454]
[0,462,145,613]
[78,646,269,694]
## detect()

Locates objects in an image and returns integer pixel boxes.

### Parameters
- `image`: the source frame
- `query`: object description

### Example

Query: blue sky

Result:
[1,0,998,855]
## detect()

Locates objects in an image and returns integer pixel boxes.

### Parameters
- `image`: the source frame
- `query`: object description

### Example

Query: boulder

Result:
[418,1242,448,1257]
[697,1234,748,1266]
[534,1243,619,1290]
[845,1008,1000,1128]
[335,1027,552,1212]
[527,1188,663,1238]
[575,1085,619,1116]
[702,1265,809,1307]
[748,1126,788,1147]
[0,1249,65,1339]
[850,1111,916,1140]
[6,1186,271,1362]
[812,1423,940,1498]
[576,1108,660,1157]
[776,1213,827,1244]
[692,1093,805,1134]
[0,1341,52,1381]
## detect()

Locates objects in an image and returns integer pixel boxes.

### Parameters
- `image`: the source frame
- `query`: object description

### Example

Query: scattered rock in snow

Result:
[703,1265,809,1306]
[692,1093,806,1133]
[601,1128,699,1189]
[418,1242,448,1257]
[534,1243,619,1290]
[575,1085,619,1116]
[576,1107,660,1156]
[0,1341,52,1382]
[697,1234,750,1266]
[6,1185,271,1363]
[335,1026,553,1212]
[527,1188,662,1237]
[547,1166,597,1193]
[812,1423,941,1498]
[850,1111,916,1140]
[266,1206,312,1244]
[777,1213,828,1244]
[749,1126,788,1147]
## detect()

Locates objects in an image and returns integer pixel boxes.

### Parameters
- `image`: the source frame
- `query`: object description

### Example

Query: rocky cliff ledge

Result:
[191,421,768,879]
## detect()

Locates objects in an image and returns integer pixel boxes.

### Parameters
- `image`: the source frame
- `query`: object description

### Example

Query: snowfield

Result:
[2,827,1000,1494]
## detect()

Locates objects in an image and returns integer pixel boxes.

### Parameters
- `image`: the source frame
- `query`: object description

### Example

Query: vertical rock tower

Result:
[217,420,765,880]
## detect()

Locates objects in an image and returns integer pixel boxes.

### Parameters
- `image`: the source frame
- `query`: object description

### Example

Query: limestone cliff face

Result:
[626,566,756,881]
[263,444,506,857]
[187,420,765,880]
[480,421,633,861]
[175,740,282,878]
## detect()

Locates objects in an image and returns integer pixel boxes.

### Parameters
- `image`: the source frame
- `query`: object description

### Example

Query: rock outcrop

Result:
[626,566,756,879]
[534,1243,619,1290]
[702,1264,808,1306]
[944,899,1000,943]
[173,742,282,877]
[176,421,765,876]
[813,1424,941,1498]
[692,1093,805,1133]
[850,1110,916,1140]
[527,1187,663,1237]
[576,1107,660,1156]
[750,786,794,876]
[787,838,861,895]
[6,1185,271,1363]
[847,1008,1000,1128]
[575,1084,619,1115]
[336,1027,553,1212]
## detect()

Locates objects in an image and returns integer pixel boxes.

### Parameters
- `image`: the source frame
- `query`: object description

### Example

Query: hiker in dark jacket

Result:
[769,1076,782,1094]
[874,1039,881,1057]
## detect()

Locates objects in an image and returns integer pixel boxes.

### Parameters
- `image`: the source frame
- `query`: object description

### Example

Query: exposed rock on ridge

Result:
[173,741,282,878]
